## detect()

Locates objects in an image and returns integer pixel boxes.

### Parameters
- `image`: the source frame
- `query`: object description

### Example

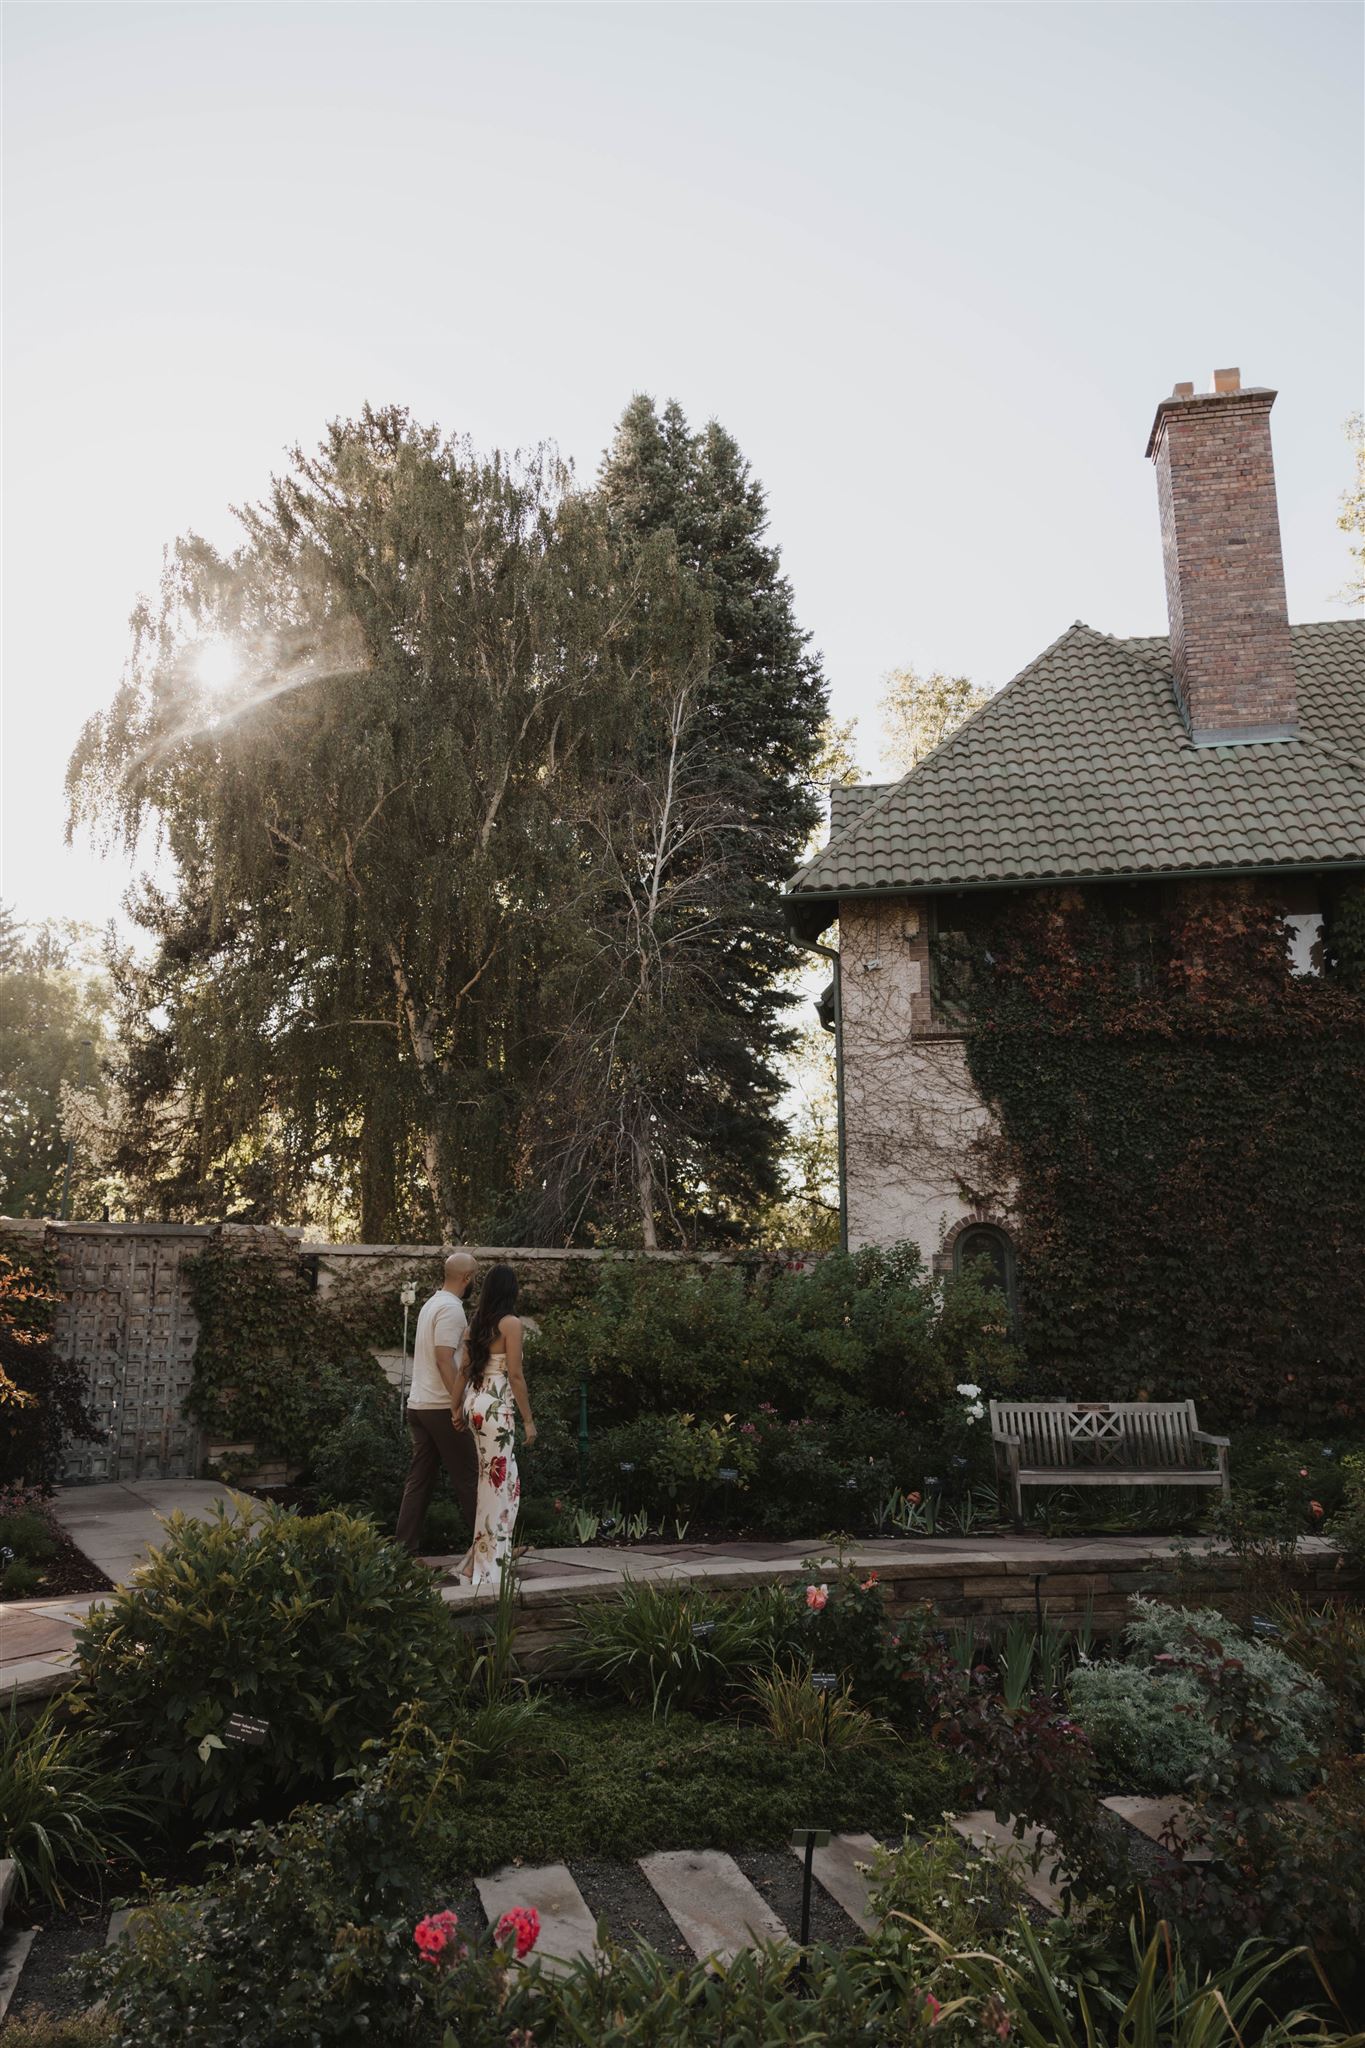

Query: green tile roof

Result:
[787,619,1365,925]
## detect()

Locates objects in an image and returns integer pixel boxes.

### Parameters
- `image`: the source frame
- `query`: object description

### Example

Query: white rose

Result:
[955,1382,981,1400]
[968,1401,985,1421]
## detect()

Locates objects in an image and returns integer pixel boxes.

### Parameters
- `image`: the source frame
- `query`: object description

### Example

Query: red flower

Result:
[490,1455,508,1489]
[471,1410,484,1431]
[924,1992,943,2024]
[908,1491,922,1506]
[495,1906,540,1958]
[1309,1499,1325,1520]
[414,1909,459,1960]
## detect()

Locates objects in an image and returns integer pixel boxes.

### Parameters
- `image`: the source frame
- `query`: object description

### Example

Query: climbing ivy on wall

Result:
[185,1235,385,1460]
[953,884,1365,1425]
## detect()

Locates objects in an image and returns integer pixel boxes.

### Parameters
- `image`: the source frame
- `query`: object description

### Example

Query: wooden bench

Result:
[989,1399,1230,1530]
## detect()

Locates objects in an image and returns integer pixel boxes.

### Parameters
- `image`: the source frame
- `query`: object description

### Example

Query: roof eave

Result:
[784,854,1365,913]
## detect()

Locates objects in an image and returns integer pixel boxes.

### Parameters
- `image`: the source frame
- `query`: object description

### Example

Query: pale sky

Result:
[4,1,1362,932]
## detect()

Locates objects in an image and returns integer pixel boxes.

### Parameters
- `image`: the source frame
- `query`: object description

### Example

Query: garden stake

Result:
[1033,1572,1045,1638]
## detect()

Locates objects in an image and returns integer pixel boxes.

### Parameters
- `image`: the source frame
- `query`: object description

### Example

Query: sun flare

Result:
[193,637,240,693]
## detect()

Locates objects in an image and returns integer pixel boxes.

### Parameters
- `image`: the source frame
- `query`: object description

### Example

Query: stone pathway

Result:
[476,1862,601,1976]
[640,1849,789,1965]
[3,1801,1225,2017]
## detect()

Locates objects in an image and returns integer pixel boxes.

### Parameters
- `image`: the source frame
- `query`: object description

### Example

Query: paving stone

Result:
[2,1614,80,1660]
[639,1849,789,1964]
[1102,1795,1212,1862]
[950,1812,1068,1912]
[0,1928,37,2022]
[475,1863,599,1976]
[789,1831,881,1934]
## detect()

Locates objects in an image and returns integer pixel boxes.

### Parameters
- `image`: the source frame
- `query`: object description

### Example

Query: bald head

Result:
[444,1250,476,1297]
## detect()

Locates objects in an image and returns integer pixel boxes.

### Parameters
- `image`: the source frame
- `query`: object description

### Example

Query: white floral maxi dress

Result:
[459,1360,520,1587]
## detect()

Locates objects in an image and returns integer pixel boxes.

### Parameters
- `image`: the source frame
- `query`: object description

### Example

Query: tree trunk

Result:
[637,1142,658,1250]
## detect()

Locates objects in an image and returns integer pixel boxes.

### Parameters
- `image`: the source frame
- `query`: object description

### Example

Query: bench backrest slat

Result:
[990,1398,1201,1469]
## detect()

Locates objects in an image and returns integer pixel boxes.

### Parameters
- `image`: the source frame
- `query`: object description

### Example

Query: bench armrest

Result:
[1191,1430,1231,1449]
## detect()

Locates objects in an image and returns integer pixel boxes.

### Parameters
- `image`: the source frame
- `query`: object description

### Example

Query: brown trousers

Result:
[394,1407,480,1554]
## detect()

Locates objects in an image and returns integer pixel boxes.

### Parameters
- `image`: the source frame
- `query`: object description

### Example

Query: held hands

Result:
[450,1408,466,1432]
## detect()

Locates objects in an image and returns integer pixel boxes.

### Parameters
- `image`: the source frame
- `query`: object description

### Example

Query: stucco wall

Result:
[837,898,1006,1261]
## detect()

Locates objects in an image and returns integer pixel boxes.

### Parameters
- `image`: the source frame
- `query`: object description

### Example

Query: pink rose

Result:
[495,1906,540,1958]
[908,1491,922,1506]
[805,1583,829,1612]
[860,1572,879,1591]
[1300,1467,1309,1478]
[1310,1499,1325,1520]
[924,1993,943,2024]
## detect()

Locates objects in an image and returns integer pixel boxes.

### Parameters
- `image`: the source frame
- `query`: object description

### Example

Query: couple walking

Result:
[394,1253,537,1585]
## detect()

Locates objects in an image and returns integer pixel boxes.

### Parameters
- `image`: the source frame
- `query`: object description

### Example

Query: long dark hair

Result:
[465,1263,519,1387]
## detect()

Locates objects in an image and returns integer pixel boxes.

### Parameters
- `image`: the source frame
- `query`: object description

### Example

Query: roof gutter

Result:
[783,855,1365,935]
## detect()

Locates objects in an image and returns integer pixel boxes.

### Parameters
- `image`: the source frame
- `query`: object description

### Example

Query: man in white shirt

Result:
[394,1250,479,1555]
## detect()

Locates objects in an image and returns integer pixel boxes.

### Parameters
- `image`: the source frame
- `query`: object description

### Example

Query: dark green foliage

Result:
[0,1236,102,1486]
[73,1502,455,1824]
[184,1235,386,1461]
[532,1244,1015,1427]
[0,1693,154,1907]
[309,1381,412,1521]
[594,397,831,1235]
[448,1702,962,1873]
[957,885,1365,1422]
[569,1578,777,1716]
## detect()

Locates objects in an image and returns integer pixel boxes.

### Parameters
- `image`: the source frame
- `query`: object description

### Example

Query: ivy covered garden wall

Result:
[953,881,1365,1425]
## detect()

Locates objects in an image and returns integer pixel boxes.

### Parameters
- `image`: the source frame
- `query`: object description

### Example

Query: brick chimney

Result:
[1146,369,1298,746]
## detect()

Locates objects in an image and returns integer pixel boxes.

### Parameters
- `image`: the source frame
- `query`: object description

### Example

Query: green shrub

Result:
[308,1384,410,1518]
[1123,1599,1329,1788]
[746,1666,896,1756]
[1332,1451,1365,1572]
[570,1577,772,1717]
[532,1245,1015,1431]
[0,1693,153,1906]
[74,1501,455,1823]
[0,1241,103,1487]
[449,1702,963,1872]
[0,1497,61,1596]
[1068,1662,1222,1794]
[82,1715,463,2048]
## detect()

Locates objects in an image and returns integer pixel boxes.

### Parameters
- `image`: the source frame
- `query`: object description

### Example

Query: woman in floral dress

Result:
[455,1263,536,1587]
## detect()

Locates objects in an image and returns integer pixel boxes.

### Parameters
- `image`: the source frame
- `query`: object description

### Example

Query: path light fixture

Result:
[398,1280,418,1407]
[790,1825,832,1971]
[619,1460,635,1520]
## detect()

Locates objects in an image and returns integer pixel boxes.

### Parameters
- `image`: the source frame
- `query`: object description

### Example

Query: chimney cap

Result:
[1145,378,1276,458]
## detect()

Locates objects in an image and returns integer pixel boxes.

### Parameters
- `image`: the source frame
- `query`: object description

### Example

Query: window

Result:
[953,1224,1018,1327]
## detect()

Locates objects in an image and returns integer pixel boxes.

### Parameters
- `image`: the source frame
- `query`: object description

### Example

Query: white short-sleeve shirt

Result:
[407,1288,467,1408]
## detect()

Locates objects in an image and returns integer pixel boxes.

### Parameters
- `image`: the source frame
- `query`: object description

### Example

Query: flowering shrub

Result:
[494,1906,540,1959]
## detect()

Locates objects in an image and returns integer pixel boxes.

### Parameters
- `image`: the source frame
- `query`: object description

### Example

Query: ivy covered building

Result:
[785,373,1365,1412]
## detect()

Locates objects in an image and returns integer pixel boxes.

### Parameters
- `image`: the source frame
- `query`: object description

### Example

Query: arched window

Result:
[953,1224,1018,1327]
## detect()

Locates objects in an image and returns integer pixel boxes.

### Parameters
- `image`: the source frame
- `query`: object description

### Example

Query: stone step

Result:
[0,1928,37,2024]
[1101,1794,1212,1862]
[788,1831,880,1935]
[639,1848,789,1965]
[475,1862,599,1977]
[949,1811,1068,1913]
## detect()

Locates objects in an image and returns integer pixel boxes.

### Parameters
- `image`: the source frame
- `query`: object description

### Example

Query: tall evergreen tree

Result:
[69,408,701,1240]
[596,398,830,1223]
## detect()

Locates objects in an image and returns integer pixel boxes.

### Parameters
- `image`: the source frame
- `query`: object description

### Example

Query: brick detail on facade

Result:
[1147,383,1297,746]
